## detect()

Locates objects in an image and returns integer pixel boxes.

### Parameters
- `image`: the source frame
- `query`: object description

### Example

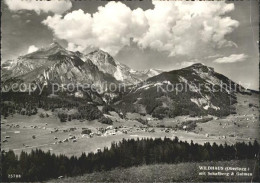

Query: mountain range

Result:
[2,42,162,91]
[1,42,256,118]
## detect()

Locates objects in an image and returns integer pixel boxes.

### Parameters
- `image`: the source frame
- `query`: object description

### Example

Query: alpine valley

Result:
[1,42,259,156]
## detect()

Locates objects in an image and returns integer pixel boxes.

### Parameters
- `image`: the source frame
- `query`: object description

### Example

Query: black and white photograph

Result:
[1,0,259,182]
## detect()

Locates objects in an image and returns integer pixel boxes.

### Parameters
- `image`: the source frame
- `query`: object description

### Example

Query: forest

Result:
[1,137,259,182]
[1,91,105,122]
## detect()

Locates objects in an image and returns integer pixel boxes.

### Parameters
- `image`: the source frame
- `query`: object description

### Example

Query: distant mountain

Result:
[2,42,73,78]
[2,43,121,105]
[142,69,164,78]
[2,43,118,91]
[83,49,162,84]
[112,63,252,118]
[2,42,165,106]
[2,43,162,90]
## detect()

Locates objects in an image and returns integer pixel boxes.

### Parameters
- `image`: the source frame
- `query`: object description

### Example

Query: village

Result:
[1,104,259,157]
[1,92,258,156]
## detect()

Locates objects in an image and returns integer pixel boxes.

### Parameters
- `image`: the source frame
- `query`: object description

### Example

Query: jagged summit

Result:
[90,49,109,55]
[1,42,119,90]
[45,41,67,52]
[49,41,63,48]
[2,43,163,87]
[178,63,215,74]
[82,49,162,84]
[186,63,212,69]
[190,63,204,66]
[87,49,117,67]
[24,42,73,59]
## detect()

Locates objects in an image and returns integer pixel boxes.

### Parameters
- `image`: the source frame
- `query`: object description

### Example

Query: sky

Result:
[1,0,259,90]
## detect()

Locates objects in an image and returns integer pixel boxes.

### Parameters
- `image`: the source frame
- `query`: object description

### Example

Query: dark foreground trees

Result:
[1,138,259,182]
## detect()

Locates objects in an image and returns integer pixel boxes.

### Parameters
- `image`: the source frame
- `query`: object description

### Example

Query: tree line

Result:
[1,137,259,182]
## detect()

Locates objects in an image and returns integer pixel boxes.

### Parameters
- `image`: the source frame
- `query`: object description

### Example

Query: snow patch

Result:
[193,69,222,87]
[43,70,50,80]
[191,97,220,110]
[191,98,208,107]
[114,66,124,81]
[135,84,152,91]
[133,81,161,92]
[203,105,210,110]
[179,76,200,92]
[178,76,188,83]
[162,80,172,85]
[129,69,136,73]
[154,82,163,86]
[75,91,83,98]
[147,69,161,77]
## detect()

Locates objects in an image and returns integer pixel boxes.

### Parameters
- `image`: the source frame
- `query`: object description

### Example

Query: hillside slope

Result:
[48,160,258,183]
[2,43,118,92]
[112,63,253,118]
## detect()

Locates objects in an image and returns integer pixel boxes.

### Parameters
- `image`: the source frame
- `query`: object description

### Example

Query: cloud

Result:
[43,2,148,55]
[43,1,239,56]
[213,54,248,63]
[5,0,72,14]
[28,45,39,53]
[205,54,223,59]
[138,1,239,57]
